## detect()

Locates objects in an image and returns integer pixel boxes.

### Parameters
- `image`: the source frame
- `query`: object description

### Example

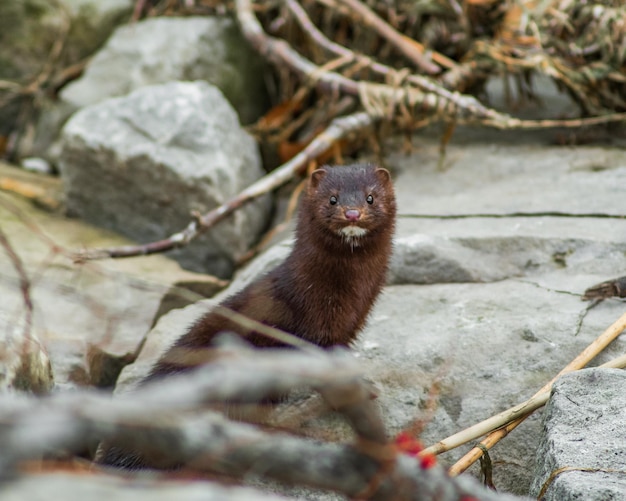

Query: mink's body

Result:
[98,163,396,469]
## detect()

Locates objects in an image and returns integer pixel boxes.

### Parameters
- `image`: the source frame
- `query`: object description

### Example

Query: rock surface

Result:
[116,137,626,497]
[0,162,225,389]
[59,15,269,125]
[530,368,626,500]
[59,81,272,277]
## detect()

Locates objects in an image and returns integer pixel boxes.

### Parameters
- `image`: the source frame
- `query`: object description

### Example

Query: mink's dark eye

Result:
[329,196,338,205]
[366,194,374,205]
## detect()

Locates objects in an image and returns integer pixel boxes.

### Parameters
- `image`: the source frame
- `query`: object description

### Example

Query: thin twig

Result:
[327,0,442,74]
[418,312,626,472]
[0,225,34,344]
[73,111,377,262]
[448,350,626,476]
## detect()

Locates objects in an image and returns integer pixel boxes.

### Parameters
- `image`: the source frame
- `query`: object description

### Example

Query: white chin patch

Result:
[339,226,368,238]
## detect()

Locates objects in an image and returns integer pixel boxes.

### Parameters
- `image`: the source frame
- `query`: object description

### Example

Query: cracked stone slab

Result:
[529,368,626,500]
[385,141,626,286]
[59,81,272,278]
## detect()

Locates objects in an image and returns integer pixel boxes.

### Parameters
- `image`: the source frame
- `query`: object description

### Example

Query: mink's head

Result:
[301,163,396,249]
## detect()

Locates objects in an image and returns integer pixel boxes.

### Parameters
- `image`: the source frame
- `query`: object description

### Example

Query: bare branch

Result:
[327,0,442,74]
[239,0,626,129]
[0,224,34,343]
[72,111,377,262]
[0,345,523,500]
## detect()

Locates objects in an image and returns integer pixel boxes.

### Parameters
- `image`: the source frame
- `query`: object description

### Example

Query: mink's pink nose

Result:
[345,209,361,222]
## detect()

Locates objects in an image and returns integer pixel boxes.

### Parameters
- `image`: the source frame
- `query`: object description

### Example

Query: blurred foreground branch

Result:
[0,344,521,501]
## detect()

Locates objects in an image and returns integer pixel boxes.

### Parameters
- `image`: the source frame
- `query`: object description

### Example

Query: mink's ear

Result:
[375,168,391,184]
[310,168,327,189]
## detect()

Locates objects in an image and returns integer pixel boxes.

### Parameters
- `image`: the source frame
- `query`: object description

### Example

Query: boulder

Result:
[0,0,133,85]
[530,369,626,500]
[59,16,269,126]
[59,81,272,277]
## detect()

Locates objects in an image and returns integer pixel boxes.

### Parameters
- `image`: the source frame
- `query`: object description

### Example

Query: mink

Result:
[97,163,396,469]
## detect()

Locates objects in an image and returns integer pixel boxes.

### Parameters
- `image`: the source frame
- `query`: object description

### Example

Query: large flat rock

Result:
[392,143,625,215]
[115,138,626,497]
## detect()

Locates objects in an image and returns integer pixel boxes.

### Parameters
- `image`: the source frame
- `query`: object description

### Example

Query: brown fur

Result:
[97,163,396,469]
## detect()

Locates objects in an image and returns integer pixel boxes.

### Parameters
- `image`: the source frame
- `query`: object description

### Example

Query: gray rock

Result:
[60,16,269,125]
[392,143,626,216]
[485,74,578,120]
[20,157,53,175]
[0,0,132,82]
[389,233,518,284]
[0,166,224,390]
[529,369,626,500]
[389,142,626,285]
[59,81,272,277]
[112,138,626,499]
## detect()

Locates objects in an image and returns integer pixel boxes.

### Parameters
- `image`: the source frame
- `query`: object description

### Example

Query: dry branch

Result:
[0,345,521,501]
[329,0,442,74]
[0,225,33,342]
[243,0,626,129]
[72,111,376,262]
[283,0,502,122]
[418,311,626,474]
